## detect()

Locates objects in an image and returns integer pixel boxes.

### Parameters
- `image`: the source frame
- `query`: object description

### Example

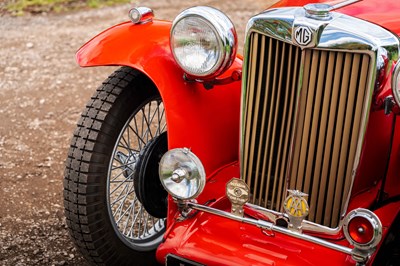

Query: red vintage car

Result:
[63,0,400,265]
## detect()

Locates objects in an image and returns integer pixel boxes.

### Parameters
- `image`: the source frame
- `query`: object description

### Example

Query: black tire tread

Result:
[63,67,159,265]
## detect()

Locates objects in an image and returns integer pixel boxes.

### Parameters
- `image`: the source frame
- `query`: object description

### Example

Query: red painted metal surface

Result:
[76,20,242,177]
[384,117,400,198]
[158,213,352,266]
[349,110,393,200]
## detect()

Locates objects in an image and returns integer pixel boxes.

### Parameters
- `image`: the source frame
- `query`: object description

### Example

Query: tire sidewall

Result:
[65,67,164,265]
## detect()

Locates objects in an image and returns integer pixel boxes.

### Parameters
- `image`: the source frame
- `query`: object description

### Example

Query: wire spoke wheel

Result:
[64,67,168,264]
[108,98,167,249]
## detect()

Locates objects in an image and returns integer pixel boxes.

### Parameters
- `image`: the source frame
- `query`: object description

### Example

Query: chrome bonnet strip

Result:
[329,0,361,11]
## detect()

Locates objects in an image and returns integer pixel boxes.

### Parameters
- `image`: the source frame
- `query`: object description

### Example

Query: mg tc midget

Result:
[63,0,400,265]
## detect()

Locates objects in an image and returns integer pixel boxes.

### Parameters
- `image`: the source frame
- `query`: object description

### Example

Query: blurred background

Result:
[0,0,272,264]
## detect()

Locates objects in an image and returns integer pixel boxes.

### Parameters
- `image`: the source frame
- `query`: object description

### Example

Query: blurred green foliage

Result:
[5,0,132,15]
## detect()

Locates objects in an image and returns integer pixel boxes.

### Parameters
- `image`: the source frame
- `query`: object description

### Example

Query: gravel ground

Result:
[0,0,273,264]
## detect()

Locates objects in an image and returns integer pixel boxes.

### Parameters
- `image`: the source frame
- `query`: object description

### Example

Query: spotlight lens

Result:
[348,216,374,244]
[159,148,206,200]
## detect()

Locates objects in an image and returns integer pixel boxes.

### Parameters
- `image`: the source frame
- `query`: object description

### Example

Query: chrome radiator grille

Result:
[242,32,371,228]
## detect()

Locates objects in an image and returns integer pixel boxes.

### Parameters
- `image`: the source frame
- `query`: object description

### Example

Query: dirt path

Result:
[0,0,273,264]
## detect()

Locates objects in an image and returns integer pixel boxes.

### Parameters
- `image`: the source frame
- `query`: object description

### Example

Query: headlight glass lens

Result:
[170,6,237,79]
[172,17,221,77]
[159,148,206,200]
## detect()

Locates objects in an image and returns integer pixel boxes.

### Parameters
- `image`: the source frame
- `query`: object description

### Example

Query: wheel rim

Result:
[107,97,167,251]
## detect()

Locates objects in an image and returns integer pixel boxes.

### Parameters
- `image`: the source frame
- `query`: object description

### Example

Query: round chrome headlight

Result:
[170,6,237,79]
[392,62,400,107]
[159,148,206,200]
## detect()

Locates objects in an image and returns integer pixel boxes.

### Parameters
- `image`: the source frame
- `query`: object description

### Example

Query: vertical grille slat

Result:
[341,55,370,208]
[296,50,320,194]
[243,33,259,193]
[308,50,330,221]
[243,32,371,228]
[290,49,311,191]
[331,53,361,226]
[316,52,344,225]
[304,51,327,196]
[248,34,263,198]
[253,35,271,204]
[309,51,335,222]
[265,41,285,208]
[258,38,278,207]
[314,51,344,225]
[271,43,292,209]
[324,52,352,225]
[275,45,301,211]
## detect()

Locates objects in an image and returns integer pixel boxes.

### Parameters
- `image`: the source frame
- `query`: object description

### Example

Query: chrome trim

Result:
[392,62,400,107]
[246,203,341,235]
[187,202,370,263]
[240,7,399,233]
[330,0,361,10]
[343,208,383,250]
[128,7,154,24]
[170,6,237,79]
[226,178,249,217]
[243,7,399,83]
[283,190,309,232]
[304,3,332,20]
[159,148,206,200]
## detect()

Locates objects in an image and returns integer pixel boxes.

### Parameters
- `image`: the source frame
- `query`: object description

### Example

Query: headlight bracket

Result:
[183,69,242,90]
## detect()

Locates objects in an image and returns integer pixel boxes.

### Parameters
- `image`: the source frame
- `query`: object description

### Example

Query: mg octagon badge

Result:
[294,26,312,46]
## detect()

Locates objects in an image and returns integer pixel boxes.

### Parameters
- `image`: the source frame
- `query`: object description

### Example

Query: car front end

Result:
[156,1,400,265]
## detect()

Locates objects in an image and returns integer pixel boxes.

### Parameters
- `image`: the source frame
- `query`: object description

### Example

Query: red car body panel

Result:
[76,20,242,177]
[76,1,400,264]
[385,117,400,198]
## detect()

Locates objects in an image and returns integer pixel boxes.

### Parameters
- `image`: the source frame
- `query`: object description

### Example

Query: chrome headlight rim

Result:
[392,61,400,107]
[159,148,206,201]
[170,6,237,79]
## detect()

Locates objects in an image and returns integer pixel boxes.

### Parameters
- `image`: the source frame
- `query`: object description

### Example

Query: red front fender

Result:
[76,19,242,176]
[76,20,173,75]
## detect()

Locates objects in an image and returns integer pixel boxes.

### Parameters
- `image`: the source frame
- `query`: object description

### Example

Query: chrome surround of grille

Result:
[240,7,400,232]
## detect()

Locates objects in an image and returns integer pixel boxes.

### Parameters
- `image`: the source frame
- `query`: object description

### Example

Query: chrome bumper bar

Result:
[187,201,367,263]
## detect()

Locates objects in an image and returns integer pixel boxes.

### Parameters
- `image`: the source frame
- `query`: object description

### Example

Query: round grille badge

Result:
[284,190,309,232]
[284,190,309,218]
[294,26,312,46]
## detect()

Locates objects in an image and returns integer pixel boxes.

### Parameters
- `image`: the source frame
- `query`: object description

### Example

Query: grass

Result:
[3,0,132,16]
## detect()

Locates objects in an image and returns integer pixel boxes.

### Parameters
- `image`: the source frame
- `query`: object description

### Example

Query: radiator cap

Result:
[304,3,332,20]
